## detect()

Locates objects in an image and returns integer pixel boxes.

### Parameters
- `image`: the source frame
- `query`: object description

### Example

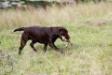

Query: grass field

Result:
[0,2,112,75]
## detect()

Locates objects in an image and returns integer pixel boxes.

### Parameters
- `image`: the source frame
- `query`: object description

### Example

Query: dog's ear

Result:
[58,28,66,35]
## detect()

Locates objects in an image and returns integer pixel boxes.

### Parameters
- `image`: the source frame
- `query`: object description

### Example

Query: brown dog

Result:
[14,26,71,55]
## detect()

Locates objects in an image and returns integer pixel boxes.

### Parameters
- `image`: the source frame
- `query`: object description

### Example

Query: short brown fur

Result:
[14,26,70,55]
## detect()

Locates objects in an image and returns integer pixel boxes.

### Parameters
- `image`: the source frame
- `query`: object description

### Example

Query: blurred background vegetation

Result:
[0,0,111,9]
[0,0,112,75]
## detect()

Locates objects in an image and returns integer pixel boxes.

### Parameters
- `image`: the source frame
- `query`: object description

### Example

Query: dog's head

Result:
[58,27,70,42]
[58,27,73,47]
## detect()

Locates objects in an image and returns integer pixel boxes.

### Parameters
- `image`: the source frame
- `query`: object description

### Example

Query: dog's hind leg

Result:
[30,41,37,52]
[19,33,28,55]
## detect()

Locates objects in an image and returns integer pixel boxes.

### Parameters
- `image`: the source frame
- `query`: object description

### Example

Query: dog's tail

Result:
[13,27,25,32]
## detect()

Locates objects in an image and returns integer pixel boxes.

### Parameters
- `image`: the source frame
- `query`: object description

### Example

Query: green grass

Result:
[0,2,112,75]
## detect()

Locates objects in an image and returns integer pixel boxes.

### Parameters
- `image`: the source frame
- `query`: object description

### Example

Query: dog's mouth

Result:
[65,41,73,48]
[62,36,72,47]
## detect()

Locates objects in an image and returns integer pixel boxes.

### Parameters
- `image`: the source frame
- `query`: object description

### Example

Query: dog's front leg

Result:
[49,42,58,50]
[43,44,48,52]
